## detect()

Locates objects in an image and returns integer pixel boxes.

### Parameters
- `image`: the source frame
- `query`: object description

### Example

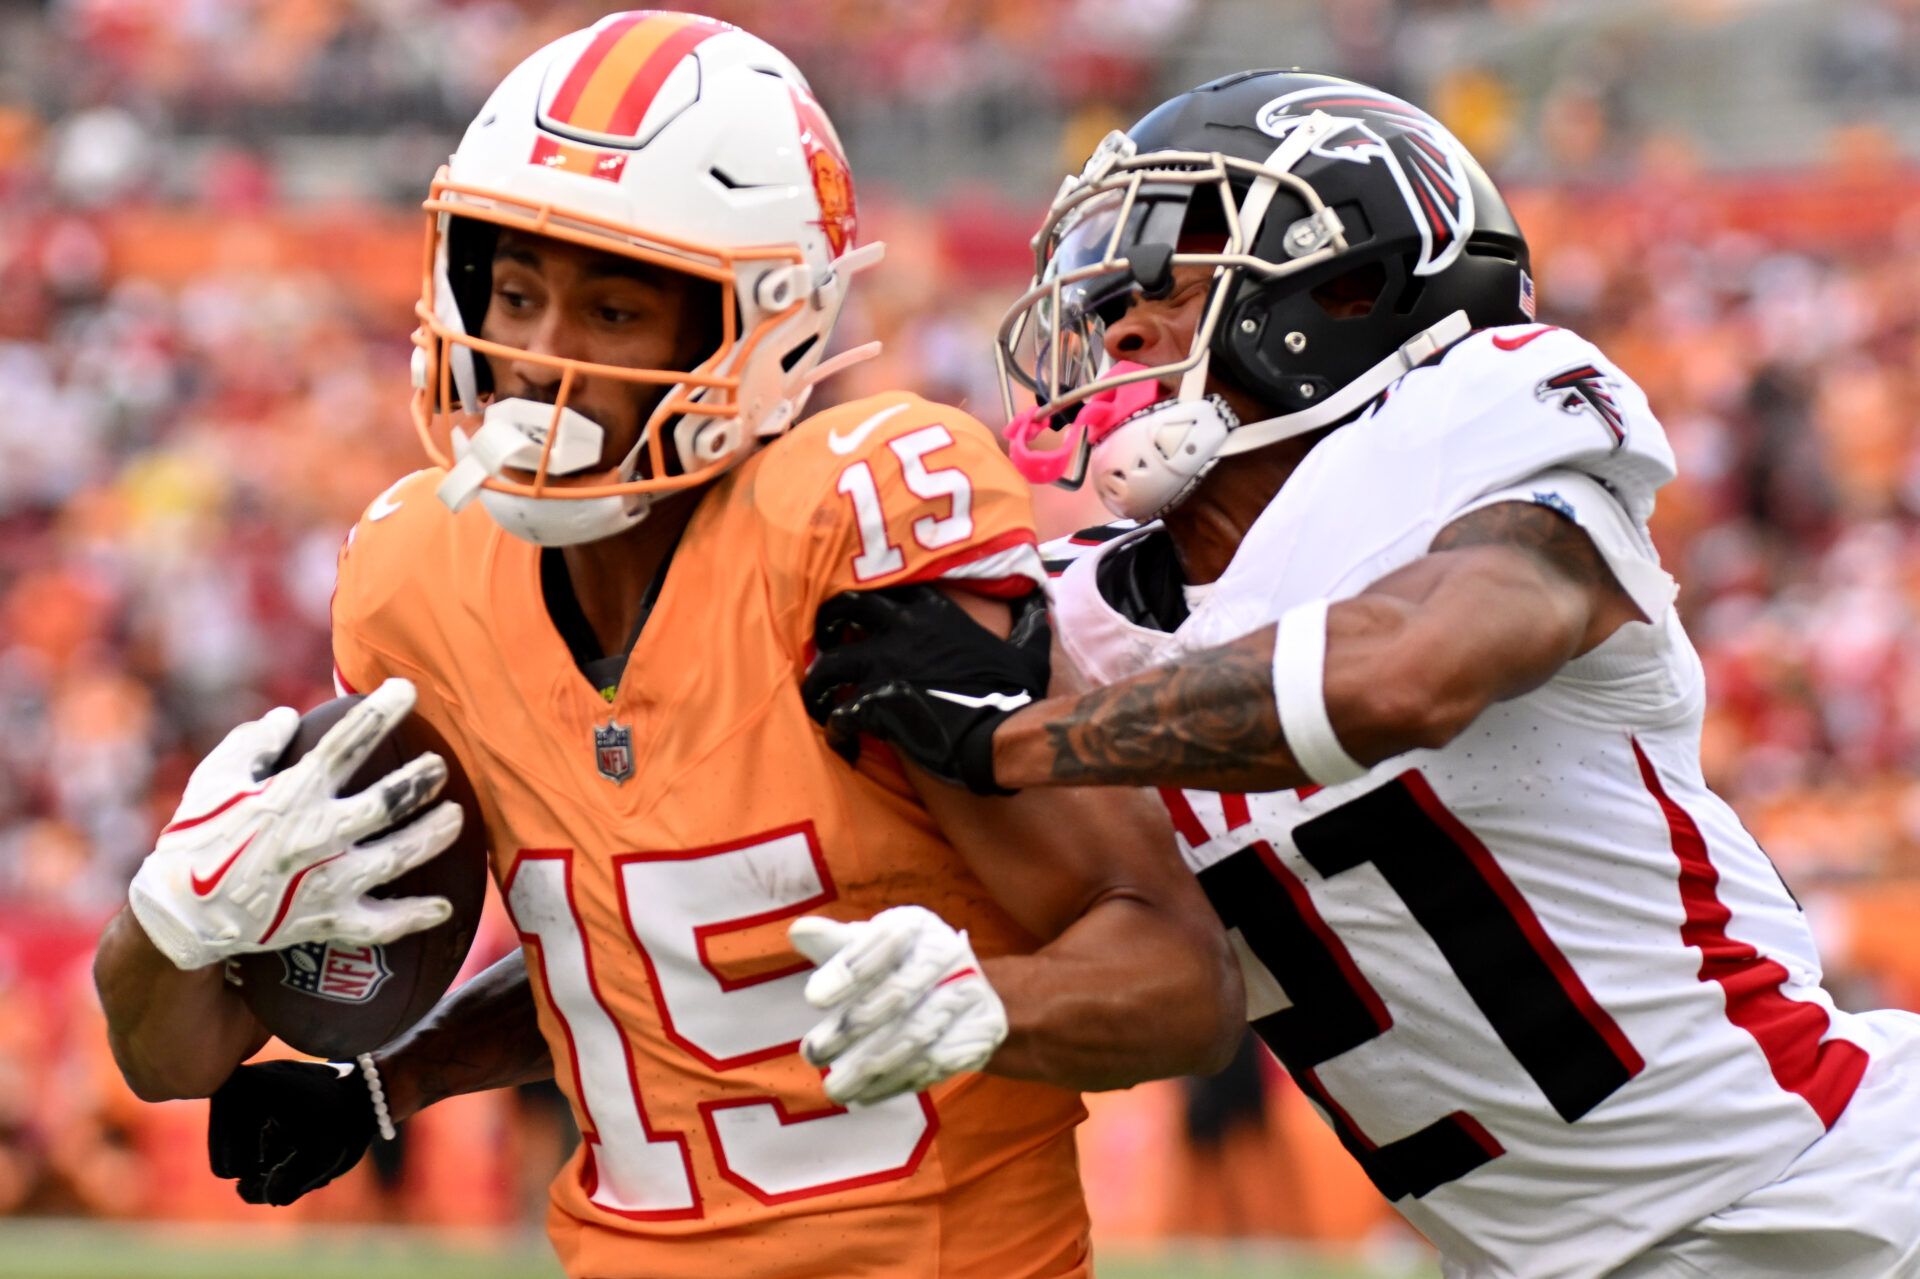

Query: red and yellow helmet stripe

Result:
[544,11,734,141]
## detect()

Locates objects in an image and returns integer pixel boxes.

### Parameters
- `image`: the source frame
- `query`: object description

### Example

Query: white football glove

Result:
[128,678,462,972]
[788,905,1008,1107]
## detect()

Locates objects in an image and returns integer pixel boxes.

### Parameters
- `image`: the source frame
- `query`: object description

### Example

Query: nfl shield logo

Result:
[595,720,634,784]
[278,940,391,1004]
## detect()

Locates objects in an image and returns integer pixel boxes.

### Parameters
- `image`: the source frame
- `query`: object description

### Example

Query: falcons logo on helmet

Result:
[1537,364,1627,448]
[1254,86,1475,278]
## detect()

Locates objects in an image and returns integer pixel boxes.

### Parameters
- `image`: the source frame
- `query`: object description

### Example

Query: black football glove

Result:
[208,1060,376,1206]
[801,584,1051,795]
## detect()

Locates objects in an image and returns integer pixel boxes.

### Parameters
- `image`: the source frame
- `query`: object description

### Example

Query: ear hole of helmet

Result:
[677,279,726,372]
[780,334,819,373]
[1310,259,1389,320]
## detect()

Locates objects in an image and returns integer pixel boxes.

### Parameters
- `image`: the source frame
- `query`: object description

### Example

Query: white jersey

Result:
[1048,326,1884,1279]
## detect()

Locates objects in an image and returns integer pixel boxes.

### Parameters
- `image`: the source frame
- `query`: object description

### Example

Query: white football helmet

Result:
[410,10,883,545]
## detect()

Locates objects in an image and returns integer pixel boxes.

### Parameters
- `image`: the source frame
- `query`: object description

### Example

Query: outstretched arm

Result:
[809,500,1646,796]
[997,500,1643,791]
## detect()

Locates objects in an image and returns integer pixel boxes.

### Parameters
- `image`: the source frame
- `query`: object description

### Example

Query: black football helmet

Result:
[997,69,1532,515]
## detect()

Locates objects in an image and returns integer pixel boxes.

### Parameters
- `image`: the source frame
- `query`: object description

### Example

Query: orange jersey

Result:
[332,392,1089,1279]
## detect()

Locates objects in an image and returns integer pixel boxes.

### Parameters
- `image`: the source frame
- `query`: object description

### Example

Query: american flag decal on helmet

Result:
[1254,86,1476,277]
[1537,365,1626,448]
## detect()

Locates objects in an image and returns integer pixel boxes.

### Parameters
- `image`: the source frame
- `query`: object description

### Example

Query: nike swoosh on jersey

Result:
[366,473,416,521]
[827,402,911,455]
[1491,326,1560,352]
[191,831,258,897]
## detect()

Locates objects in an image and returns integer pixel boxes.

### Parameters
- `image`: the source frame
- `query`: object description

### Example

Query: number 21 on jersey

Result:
[1180,777,1644,1202]
[503,824,936,1218]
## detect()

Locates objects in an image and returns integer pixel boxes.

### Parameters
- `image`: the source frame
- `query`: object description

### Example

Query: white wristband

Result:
[1273,599,1369,787]
[357,1052,398,1141]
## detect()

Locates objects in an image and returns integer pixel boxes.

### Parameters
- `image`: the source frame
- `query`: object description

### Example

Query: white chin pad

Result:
[475,487,649,547]
[1087,396,1235,521]
[437,398,609,512]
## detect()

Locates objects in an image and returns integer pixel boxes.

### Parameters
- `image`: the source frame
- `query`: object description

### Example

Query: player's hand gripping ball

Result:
[227,688,490,1057]
[129,678,488,1057]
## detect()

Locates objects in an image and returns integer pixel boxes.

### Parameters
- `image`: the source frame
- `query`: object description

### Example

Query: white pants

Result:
[1611,1010,1920,1279]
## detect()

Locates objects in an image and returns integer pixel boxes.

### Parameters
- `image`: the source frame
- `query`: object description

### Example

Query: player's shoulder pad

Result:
[335,468,480,621]
[340,468,450,561]
[1369,323,1677,526]
[1040,519,1139,578]
[761,388,1028,532]
[780,390,1010,481]
[765,390,1043,602]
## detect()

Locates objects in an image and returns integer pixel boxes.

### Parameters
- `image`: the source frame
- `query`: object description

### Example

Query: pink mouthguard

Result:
[1005,361,1164,483]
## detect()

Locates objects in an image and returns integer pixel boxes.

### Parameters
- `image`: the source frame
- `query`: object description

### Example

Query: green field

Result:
[0,1220,1434,1279]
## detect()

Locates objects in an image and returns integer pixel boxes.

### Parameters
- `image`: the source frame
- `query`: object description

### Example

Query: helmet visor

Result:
[1018,183,1201,404]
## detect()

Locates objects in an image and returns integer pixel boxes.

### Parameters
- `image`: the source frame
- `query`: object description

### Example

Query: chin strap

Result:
[1217,309,1472,458]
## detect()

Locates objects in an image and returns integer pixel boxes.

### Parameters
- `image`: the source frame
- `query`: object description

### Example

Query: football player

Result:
[91,15,1242,1278]
[796,71,1920,1278]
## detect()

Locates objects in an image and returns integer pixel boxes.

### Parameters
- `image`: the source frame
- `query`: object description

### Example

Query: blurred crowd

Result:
[4,0,1920,1238]
[0,0,1190,210]
[29,0,1186,122]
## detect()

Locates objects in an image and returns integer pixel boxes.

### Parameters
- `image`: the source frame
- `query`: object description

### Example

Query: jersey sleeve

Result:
[790,395,1046,613]
[1456,468,1678,621]
[331,570,384,696]
[330,470,442,695]
[1421,324,1678,529]
[1176,324,1685,651]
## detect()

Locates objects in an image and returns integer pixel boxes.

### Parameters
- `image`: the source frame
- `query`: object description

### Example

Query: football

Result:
[230,695,490,1058]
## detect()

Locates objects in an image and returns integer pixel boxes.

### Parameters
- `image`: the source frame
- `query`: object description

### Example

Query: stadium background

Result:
[4,0,1920,1275]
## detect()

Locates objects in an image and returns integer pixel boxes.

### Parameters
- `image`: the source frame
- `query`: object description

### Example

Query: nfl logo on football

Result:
[595,720,634,784]
[278,940,392,1004]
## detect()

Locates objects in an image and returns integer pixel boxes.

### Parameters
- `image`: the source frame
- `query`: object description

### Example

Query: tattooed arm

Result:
[992,499,1647,792]
[373,949,552,1122]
